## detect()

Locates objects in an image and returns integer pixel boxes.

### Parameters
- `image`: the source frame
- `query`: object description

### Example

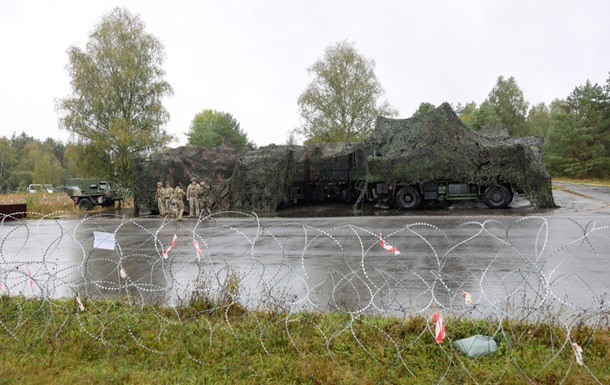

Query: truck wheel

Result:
[396,186,422,209]
[78,198,94,211]
[483,185,513,209]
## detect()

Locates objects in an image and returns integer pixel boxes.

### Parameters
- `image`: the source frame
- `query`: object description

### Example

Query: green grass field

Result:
[0,296,608,384]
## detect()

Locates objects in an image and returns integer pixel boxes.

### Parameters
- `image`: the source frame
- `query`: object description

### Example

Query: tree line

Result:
[2,7,608,193]
[0,133,68,192]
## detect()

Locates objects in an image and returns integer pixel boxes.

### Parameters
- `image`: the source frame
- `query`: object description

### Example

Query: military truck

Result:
[278,103,555,210]
[279,146,516,210]
[132,103,556,213]
[64,178,124,210]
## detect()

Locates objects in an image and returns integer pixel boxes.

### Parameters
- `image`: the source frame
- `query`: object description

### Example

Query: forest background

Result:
[1,7,609,193]
[3,71,608,193]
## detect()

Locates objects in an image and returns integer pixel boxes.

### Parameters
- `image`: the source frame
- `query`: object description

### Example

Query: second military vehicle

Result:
[64,178,124,210]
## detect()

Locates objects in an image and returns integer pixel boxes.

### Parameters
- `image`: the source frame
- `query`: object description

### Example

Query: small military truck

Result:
[64,178,124,210]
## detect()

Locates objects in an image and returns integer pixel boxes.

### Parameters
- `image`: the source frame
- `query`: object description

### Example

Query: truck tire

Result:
[396,186,422,209]
[483,185,513,209]
[78,198,94,211]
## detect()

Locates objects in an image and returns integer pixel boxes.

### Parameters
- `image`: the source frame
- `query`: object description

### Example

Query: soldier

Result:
[173,182,186,221]
[186,177,201,217]
[155,181,166,216]
[199,180,212,216]
[164,181,174,217]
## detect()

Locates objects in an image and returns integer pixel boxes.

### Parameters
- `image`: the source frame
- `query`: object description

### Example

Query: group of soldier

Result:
[154,178,211,221]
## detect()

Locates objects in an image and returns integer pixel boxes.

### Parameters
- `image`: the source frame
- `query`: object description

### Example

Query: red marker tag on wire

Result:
[462,290,472,305]
[434,311,445,343]
[193,239,203,260]
[572,343,584,365]
[163,234,178,259]
[379,233,400,255]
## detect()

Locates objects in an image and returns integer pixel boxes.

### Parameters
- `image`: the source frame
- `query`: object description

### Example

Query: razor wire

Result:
[0,211,608,383]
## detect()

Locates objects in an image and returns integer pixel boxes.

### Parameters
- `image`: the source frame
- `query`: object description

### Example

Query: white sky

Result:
[1,0,609,147]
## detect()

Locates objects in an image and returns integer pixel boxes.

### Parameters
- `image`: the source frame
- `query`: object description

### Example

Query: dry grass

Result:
[0,192,132,218]
[553,177,610,187]
[0,192,77,216]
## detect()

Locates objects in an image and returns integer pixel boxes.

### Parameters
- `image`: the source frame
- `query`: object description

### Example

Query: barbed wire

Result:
[0,211,608,382]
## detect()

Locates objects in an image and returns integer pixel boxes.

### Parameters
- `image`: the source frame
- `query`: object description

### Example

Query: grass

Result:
[0,294,608,384]
[553,177,610,187]
[0,192,132,219]
[0,192,77,217]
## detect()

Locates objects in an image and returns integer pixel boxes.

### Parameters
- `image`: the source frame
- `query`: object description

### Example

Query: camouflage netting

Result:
[134,104,556,213]
[133,145,238,214]
[229,145,300,212]
[368,102,557,208]
[229,143,365,211]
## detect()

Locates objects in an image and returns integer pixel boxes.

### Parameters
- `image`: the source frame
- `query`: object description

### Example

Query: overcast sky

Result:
[1,0,609,147]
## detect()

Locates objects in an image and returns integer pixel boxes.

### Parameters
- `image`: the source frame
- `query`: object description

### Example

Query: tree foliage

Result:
[0,134,67,192]
[411,102,436,119]
[468,101,501,131]
[528,102,551,136]
[486,76,530,136]
[544,79,610,178]
[56,7,173,187]
[452,74,610,180]
[0,137,17,191]
[295,41,398,144]
[455,102,478,128]
[186,110,250,151]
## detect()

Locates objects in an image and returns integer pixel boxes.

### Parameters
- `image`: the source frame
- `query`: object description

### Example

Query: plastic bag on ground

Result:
[452,335,498,357]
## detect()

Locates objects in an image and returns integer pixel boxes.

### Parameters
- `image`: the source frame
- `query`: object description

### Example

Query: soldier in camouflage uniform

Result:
[173,182,186,221]
[199,180,212,216]
[164,181,174,217]
[155,181,166,216]
[186,177,201,217]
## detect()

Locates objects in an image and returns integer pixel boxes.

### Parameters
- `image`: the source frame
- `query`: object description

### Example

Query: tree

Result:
[295,41,398,144]
[527,102,551,136]
[544,79,610,178]
[468,101,501,131]
[486,76,530,136]
[455,102,477,127]
[10,131,35,151]
[43,138,67,169]
[56,7,173,187]
[32,149,63,186]
[186,110,250,151]
[63,142,110,180]
[0,137,17,192]
[411,102,436,119]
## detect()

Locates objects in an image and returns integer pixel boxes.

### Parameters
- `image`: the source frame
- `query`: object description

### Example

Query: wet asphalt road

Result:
[1,182,609,314]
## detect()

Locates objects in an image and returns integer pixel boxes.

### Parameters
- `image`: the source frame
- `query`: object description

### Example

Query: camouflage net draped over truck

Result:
[229,145,300,212]
[134,104,555,213]
[368,103,557,209]
[230,142,366,211]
